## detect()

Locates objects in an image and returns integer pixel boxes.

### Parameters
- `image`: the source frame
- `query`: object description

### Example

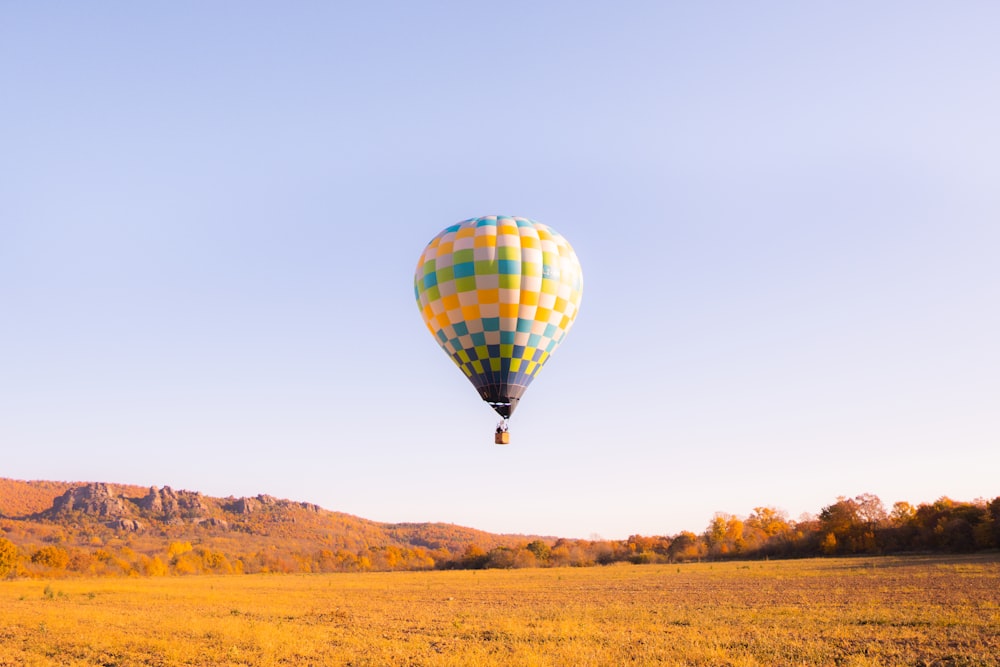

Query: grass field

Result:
[1,554,998,666]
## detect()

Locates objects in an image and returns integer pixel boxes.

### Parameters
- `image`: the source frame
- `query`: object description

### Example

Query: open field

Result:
[1,555,998,666]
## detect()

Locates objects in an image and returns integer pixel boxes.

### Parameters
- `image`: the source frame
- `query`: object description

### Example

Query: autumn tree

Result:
[667,531,705,562]
[0,537,18,577]
[888,501,926,547]
[167,541,193,560]
[746,507,790,538]
[819,497,857,537]
[910,497,985,551]
[890,501,916,525]
[513,548,538,568]
[137,555,168,576]
[200,548,234,574]
[725,516,745,553]
[743,507,795,556]
[979,497,1000,549]
[819,494,885,553]
[459,544,488,569]
[485,547,516,569]
[855,494,887,531]
[704,514,747,557]
[705,514,728,556]
[819,531,838,555]
[526,540,550,562]
[624,534,671,563]
[31,546,70,570]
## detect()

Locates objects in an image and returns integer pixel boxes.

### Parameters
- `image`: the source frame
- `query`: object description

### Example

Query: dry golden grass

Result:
[1,555,998,666]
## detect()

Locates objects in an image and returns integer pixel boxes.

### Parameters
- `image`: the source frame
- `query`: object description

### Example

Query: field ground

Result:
[1,554,998,666]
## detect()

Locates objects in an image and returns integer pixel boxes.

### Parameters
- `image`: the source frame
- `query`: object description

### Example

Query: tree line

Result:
[1,493,997,578]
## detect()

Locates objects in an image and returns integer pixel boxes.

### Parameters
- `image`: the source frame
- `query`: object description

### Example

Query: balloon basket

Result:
[494,431,510,445]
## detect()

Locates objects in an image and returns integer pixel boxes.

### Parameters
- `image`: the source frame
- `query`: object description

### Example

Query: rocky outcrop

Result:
[36,482,322,535]
[137,486,209,519]
[108,518,143,532]
[227,494,300,515]
[137,486,164,513]
[49,483,132,518]
[230,496,259,515]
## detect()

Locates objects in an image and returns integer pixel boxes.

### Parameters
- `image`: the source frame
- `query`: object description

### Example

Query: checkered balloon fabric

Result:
[414,216,584,418]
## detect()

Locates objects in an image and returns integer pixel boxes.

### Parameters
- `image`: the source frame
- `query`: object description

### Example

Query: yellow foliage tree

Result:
[167,541,193,559]
[139,555,168,576]
[31,546,70,570]
[0,537,18,577]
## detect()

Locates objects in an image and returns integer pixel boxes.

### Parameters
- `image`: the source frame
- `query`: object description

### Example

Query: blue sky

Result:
[2,2,998,539]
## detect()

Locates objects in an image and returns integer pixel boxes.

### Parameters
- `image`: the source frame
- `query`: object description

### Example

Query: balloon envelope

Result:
[414,216,583,418]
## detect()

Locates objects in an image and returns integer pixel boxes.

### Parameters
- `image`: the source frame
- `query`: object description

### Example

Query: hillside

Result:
[2,479,997,579]
[0,479,149,517]
[0,477,547,575]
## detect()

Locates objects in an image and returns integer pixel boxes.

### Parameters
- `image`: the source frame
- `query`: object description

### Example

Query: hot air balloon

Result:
[414,216,583,444]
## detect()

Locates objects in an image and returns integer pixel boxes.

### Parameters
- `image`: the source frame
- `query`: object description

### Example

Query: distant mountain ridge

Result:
[0,477,542,571]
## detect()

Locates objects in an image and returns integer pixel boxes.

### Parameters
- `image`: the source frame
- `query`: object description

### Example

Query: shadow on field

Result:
[818,552,1000,570]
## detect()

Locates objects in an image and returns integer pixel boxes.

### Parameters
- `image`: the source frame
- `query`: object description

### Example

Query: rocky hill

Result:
[0,478,550,576]
[0,479,147,517]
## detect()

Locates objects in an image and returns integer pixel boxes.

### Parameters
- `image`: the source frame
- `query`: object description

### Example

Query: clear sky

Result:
[2,2,998,540]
